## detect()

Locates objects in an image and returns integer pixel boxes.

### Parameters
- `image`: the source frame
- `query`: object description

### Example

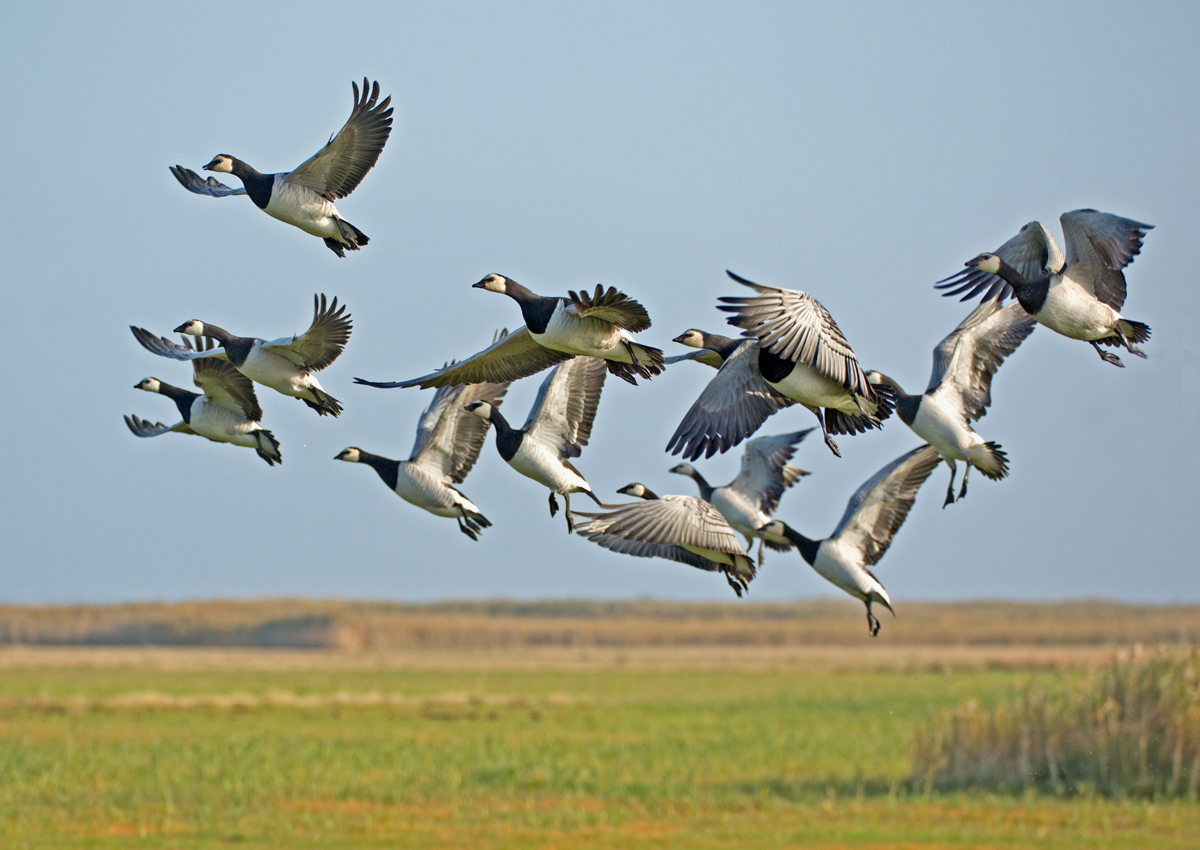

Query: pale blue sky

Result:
[2,1,1196,605]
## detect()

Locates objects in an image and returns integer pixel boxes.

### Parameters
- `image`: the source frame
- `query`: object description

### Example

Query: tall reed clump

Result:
[911,650,1200,798]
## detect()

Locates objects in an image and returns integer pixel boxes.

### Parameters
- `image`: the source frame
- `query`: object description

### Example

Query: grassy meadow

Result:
[2,601,1199,848]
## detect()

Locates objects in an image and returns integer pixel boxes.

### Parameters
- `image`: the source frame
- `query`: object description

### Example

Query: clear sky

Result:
[2,1,1196,605]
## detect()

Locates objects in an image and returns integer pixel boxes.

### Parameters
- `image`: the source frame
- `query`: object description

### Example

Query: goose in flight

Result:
[170,79,393,257]
[867,298,1035,507]
[572,482,757,596]
[355,277,664,390]
[935,209,1153,367]
[663,329,742,368]
[760,445,942,636]
[466,355,610,532]
[668,272,893,460]
[335,379,510,540]
[131,294,351,417]
[669,429,812,566]
[125,337,281,466]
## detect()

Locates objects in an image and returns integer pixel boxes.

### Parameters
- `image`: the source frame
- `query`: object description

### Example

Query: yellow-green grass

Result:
[3,652,1200,848]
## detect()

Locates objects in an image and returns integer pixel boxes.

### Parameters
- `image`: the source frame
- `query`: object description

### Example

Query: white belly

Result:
[394,463,474,518]
[532,308,630,360]
[1038,277,1119,340]
[711,487,768,539]
[507,440,589,494]
[812,540,874,601]
[188,400,262,448]
[769,363,857,411]
[910,398,980,463]
[241,347,323,400]
[264,177,341,238]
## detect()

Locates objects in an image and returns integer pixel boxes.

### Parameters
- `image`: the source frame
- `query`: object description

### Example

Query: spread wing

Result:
[718,270,872,397]
[1059,210,1153,312]
[124,414,194,437]
[410,381,511,483]
[727,429,814,516]
[189,337,262,420]
[573,495,747,556]
[666,341,796,461]
[830,445,942,567]
[284,78,393,201]
[168,165,247,198]
[261,293,352,371]
[524,356,607,459]
[567,285,652,333]
[355,327,573,390]
[927,298,1036,422]
[130,326,230,362]
[665,348,724,369]
[935,221,1063,302]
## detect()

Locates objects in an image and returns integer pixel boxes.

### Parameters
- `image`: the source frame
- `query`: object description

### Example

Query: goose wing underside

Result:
[729,429,813,515]
[125,414,194,438]
[573,496,745,557]
[190,338,263,420]
[130,326,229,363]
[524,356,608,459]
[168,165,247,198]
[830,445,942,567]
[1059,210,1153,312]
[935,221,1062,302]
[667,341,796,461]
[411,380,511,483]
[356,327,574,390]
[927,299,1035,422]
[285,79,394,201]
[664,348,724,369]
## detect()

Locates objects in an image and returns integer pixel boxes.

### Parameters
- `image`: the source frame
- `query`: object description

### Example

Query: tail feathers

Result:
[825,406,885,437]
[324,219,369,257]
[254,429,282,466]
[969,441,1008,480]
[606,342,666,385]
[1117,320,1151,345]
[724,553,757,597]
[301,387,344,417]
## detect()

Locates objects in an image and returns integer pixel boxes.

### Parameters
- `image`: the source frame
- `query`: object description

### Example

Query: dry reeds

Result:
[911,649,1200,798]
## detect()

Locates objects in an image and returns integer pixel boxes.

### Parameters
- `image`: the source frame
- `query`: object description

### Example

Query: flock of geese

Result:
[127,79,1156,636]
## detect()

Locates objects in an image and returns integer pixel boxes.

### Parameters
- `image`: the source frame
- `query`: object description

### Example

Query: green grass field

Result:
[3,652,1199,848]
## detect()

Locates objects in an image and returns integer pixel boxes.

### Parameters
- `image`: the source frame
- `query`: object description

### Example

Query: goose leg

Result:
[724,571,745,598]
[813,407,841,457]
[548,492,559,517]
[1090,341,1124,368]
[1114,329,1148,359]
[755,538,765,569]
[456,516,479,541]
[958,462,971,502]
[942,460,958,508]
[865,600,881,637]
[563,492,575,533]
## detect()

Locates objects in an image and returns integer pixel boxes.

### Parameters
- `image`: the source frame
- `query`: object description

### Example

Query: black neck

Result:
[685,469,714,502]
[778,522,821,566]
[227,157,274,209]
[155,382,200,422]
[502,280,561,335]
[873,375,917,425]
[994,258,1050,314]
[700,332,741,361]
[358,450,400,491]
[487,408,524,462]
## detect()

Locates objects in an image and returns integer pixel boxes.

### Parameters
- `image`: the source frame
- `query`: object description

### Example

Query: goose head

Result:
[672,329,706,348]
[134,377,162,393]
[966,253,1002,275]
[472,273,512,294]
[334,447,362,463]
[864,370,904,395]
[616,482,659,500]
[464,400,493,420]
[203,155,235,173]
[668,462,697,477]
[174,320,205,336]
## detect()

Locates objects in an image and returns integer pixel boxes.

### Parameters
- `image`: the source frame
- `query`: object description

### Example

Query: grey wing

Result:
[573,496,746,554]
[717,270,872,396]
[355,327,573,389]
[666,341,796,461]
[665,349,724,369]
[262,294,352,372]
[411,380,511,483]
[728,429,814,516]
[524,356,607,458]
[125,414,194,437]
[190,337,263,420]
[169,165,247,198]
[1059,210,1153,312]
[567,285,653,333]
[284,79,393,201]
[830,445,942,566]
[130,326,229,362]
[935,221,1063,301]
[927,299,1036,421]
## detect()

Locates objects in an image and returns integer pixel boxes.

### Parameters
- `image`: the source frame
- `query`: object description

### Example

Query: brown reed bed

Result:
[911,649,1200,798]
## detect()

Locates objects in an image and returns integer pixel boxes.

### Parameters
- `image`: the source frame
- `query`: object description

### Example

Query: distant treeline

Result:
[1,599,1197,649]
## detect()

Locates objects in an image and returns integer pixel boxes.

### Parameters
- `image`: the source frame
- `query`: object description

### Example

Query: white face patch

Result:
[675,330,703,349]
[478,274,507,293]
[972,254,1002,274]
[335,447,361,463]
[207,155,234,173]
[466,402,492,420]
[135,377,161,393]
[177,321,203,336]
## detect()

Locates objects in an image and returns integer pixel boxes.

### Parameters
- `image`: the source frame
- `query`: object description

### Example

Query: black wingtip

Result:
[353,377,405,389]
